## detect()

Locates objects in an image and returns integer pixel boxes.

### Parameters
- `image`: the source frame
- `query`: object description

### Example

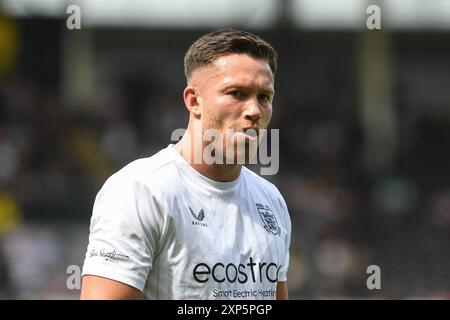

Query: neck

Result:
[174,135,242,182]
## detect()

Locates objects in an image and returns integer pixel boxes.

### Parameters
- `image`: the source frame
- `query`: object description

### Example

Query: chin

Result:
[225,144,257,165]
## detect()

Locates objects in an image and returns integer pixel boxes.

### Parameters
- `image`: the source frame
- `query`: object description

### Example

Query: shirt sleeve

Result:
[276,193,292,282]
[82,174,164,292]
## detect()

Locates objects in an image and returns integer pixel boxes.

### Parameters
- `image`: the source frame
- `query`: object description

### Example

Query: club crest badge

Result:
[256,203,280,236]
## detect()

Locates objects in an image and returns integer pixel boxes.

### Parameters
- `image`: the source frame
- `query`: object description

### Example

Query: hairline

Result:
[186,52,274,84]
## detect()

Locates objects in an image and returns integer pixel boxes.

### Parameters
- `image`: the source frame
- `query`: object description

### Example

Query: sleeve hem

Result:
[82,263,146,293]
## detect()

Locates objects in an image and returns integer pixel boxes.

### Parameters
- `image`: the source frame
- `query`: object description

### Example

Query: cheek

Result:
[205,96,239,120]
[212,96,232,111]
[261,106,273,127]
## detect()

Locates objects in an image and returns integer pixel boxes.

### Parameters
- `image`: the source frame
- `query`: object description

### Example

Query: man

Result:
[81,29,291,300]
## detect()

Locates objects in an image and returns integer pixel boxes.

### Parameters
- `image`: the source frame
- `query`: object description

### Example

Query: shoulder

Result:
[242,168,290,214]
[91,147,179,227]
[100,147,178,195]
[242,167,292,234]
[242,167,285,201]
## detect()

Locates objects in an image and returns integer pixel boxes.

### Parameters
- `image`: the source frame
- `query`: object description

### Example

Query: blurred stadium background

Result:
[0,0,449,299]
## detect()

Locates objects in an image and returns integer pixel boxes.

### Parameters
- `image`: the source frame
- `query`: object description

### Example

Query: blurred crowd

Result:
[0,25,450,299]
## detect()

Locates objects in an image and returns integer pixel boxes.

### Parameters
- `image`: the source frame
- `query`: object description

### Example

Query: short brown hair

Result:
[184,28,277,81]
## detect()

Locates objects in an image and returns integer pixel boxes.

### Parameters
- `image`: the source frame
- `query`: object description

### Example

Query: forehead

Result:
[195,54,274,90]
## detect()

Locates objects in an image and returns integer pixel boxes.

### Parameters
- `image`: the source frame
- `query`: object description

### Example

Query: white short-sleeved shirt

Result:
[82,145,291,299]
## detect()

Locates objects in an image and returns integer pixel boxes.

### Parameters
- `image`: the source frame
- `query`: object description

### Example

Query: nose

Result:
[244,97,261,122]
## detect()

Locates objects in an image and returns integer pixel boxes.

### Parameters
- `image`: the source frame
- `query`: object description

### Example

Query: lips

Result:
[237,127,259,141]
[243,128,258,138]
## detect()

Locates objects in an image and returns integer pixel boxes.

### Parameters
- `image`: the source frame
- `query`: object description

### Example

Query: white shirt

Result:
[82,145,291,299]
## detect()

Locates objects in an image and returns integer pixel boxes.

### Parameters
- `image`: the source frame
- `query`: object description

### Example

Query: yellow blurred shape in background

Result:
[0,190,22,234]
[0,15,19,77]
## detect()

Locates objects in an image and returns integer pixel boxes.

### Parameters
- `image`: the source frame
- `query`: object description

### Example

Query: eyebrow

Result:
[221,84,275,95]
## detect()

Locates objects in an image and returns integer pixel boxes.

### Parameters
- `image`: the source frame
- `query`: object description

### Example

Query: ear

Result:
[183,86,202,117]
